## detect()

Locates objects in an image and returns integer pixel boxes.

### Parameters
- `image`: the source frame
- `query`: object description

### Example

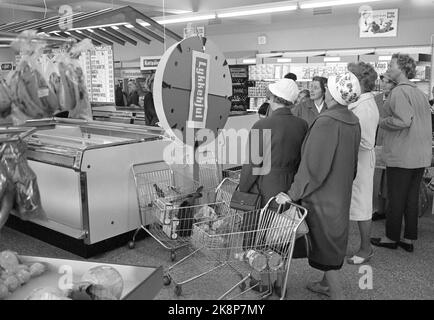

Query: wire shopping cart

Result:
[165,197,307,300]
[129,159,234,262]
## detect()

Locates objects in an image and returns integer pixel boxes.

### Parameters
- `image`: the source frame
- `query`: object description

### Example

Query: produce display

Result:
[0,30,93,125]
[0,250,47,299]
[28,265,124,301]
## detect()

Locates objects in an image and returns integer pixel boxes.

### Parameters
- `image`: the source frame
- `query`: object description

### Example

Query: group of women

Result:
[239,54,433,300]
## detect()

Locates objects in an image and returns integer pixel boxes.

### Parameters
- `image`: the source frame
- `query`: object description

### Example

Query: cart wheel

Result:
[128,241,135,249]
[163,275,171,286]
[170,252,176,262]
[175,285,182,296]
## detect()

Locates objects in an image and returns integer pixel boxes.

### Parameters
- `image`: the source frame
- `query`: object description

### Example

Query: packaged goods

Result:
[235,250,268,272]
[79,265,124,300]
[265,250,283,271]
[29,262,46,278]
[0,140,46,221]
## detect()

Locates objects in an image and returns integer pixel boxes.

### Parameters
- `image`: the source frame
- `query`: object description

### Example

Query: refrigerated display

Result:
[7,118,171,257]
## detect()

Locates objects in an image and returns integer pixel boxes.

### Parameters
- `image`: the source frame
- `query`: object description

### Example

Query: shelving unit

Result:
[229,65,250,111]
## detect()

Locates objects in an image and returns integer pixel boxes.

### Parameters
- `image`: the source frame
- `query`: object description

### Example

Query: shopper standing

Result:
[292,76,328,127]
[371,54,432,253]
[239,78,308,207]
[296,89,311,105]
[346,62,379,265]
[276,72,362,300]
[125,79,140,107]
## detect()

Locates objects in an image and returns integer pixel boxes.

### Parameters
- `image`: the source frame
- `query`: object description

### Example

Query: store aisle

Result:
[1,214,433,300]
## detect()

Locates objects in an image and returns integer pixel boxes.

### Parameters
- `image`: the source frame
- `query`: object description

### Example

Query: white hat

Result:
[327,72,361,106]
[268,78,299,104]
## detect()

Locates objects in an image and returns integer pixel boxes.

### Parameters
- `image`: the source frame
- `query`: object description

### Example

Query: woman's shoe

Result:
[370,238,398,249]
[398,241,414,253]
[347,251,374,265]
[306,281,330,297]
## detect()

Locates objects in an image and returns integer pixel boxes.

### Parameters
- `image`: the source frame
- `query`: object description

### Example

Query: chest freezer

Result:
[13,118,171,252]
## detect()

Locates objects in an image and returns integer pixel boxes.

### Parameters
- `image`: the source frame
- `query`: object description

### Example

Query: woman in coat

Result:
[292,76,328,127]
[239,78,308,207]
[277,72,362,300]
[371,54,432,253]
[346,62,380,265]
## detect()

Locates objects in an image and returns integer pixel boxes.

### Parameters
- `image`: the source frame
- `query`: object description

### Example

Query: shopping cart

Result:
[129,159,234,262]
[164,197,307,300]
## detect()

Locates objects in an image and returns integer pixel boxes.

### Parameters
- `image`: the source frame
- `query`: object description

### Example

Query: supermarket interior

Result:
[0,0,433,301]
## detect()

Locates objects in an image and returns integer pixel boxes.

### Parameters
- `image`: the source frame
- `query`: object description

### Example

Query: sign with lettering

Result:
[0,62,13,72]
[140,56,161,71]
[188,51,210,129]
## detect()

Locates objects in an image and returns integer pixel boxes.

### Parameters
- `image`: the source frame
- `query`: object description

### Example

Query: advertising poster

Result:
[359,8,399,38]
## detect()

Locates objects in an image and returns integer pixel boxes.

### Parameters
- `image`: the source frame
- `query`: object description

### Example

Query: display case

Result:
[7,118,171,257]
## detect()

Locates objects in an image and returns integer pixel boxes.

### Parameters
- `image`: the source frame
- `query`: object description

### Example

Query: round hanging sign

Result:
[154,36,232,145]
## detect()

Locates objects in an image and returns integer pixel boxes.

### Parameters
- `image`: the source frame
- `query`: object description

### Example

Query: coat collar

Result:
[306,99,327,113]
[348,92,374,111]
[319,103,359,125]
[271,106,293,116]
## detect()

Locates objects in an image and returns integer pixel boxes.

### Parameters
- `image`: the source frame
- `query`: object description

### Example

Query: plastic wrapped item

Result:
[7,31,60,125]
[0,140,46,221]
[56,39,93,120]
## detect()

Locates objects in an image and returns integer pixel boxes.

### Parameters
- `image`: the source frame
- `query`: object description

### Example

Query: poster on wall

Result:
[359,8,399,38]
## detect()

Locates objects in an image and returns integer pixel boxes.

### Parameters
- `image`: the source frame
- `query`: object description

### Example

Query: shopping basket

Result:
[164,196,307,300]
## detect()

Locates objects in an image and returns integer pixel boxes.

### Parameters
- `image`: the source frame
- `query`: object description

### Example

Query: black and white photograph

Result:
[0,0,433,307]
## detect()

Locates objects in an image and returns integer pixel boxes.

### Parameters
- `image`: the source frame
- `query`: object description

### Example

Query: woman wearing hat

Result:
[239,78,308,206]
[292,76,328,127]
[345,62,380,265]
[276,72,362,300]
[371,54,432,253]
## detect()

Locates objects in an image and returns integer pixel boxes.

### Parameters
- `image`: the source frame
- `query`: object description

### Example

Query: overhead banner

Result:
[188,50,210,129]
[359,8,398,38]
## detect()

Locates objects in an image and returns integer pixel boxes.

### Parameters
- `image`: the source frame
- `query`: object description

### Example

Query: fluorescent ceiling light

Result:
[379,55,392,61]
[300,0,383,9]
[111,26,119,30]
[125,24,134,28]
[156,14,216,25]
[242,59,257,64]
[277,58,292,63]
[324,57,341,62]
[218,5,297,18]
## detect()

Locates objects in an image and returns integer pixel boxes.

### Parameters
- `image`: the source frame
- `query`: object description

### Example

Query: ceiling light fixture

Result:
[218,4,297,18]
[277,58,293,63]
[300,0,383,9]
[242,59,257,64]
[324,56,341,62]
[379,55,392,61]
[156,14,216,25]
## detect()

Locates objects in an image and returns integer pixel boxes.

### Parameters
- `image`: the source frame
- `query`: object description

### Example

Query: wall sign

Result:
[188,50,210,129]
[140,56,161,71]
[359,8,398,38]
[0,62,13,72]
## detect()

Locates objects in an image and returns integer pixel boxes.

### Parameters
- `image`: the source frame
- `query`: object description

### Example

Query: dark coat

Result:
[292,99,328,127]
[143,92,159,126]
[288,104,361,270]
[239,107,308,207]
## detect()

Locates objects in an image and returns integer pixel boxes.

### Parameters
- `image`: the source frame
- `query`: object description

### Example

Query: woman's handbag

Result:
[230,190,261,212]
